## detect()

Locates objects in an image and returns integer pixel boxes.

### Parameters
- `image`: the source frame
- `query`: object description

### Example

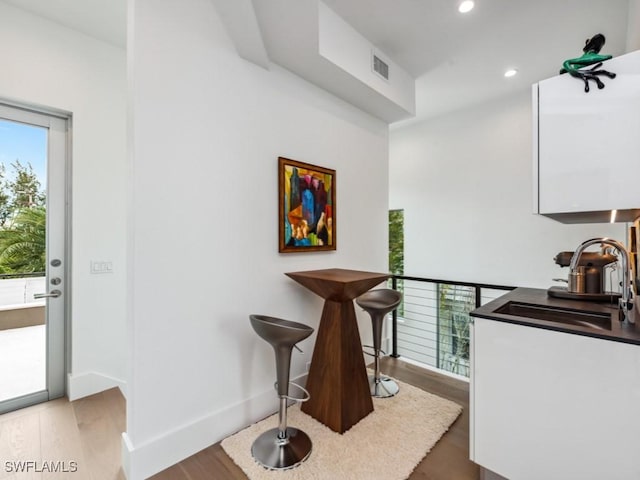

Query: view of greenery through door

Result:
[388,209,404,315]
[0,120,46,274]
[0,160,46,273]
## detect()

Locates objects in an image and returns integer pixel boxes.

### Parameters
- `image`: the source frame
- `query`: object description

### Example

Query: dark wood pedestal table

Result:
[285,268,390,433]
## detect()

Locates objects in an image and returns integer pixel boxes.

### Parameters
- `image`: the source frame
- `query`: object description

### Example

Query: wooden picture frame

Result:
[278,157,336,253]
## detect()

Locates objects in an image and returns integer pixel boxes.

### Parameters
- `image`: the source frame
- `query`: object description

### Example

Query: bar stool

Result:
[249,314,314,470]
[356,289,403,398]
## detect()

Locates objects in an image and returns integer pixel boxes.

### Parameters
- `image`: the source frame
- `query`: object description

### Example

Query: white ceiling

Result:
[2,0,633,125]
[322,0,631,126]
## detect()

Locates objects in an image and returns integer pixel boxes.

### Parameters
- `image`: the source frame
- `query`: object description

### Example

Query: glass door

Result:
[0,103,68,414]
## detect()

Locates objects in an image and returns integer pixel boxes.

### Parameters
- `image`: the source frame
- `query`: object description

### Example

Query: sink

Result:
[494,301,612,331]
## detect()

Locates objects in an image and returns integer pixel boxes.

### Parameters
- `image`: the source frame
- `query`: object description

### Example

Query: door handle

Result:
[34,289,62,299]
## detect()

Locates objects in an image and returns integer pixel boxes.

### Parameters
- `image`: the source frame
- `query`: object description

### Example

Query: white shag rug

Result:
[221,378,462,480]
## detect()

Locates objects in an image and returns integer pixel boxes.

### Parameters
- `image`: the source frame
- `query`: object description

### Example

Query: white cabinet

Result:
[470,319,640,480]
[533,50,640,220]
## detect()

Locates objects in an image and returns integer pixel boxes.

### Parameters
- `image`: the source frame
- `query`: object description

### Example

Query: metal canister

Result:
[568,266,586,293]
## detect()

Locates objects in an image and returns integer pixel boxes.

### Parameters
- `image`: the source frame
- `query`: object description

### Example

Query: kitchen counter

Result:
[470,287,640,345]
[470,287,640,479]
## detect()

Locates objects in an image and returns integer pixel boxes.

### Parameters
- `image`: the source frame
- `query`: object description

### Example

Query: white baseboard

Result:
[480,466,509,480]
[121,373,307,480]
[382,335,391,355]
[67,371,127,401]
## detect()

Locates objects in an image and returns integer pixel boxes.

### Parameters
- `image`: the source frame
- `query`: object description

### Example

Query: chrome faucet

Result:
[569,238,634,323]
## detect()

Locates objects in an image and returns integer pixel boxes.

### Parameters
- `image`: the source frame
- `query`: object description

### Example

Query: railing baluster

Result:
[436,282,440,370]
[391,276,399,358]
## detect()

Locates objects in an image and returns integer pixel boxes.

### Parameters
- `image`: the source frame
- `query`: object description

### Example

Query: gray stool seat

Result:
[249,314,314,470]
[356,289,403,398]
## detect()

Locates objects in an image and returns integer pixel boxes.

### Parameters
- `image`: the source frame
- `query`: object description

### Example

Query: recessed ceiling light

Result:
[458,1,475,13]
[504,69,518,78]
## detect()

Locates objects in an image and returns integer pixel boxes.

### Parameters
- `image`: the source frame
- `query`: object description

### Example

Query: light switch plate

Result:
[90,260,113,274]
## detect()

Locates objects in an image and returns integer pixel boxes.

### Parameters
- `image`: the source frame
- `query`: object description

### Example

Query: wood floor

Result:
[0,388,126,479]
[0,358,479,479]
[151,357,480,480]
[381,358,479,480]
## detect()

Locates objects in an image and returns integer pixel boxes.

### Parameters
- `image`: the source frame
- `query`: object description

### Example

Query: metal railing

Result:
[389,275,515,377]
[0,274,46,307]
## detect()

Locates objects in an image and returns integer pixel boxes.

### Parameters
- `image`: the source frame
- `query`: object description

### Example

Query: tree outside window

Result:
[0,160,46,274]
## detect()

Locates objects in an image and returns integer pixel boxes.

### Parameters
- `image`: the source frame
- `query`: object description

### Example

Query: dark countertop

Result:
[470,287,640,345]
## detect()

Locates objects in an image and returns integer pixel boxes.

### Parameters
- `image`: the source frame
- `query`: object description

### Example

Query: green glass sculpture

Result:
[560,34,616,92]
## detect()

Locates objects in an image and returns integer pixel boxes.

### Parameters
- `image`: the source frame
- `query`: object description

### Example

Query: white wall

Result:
[390,90,625,288]
[0,3,127,398]
[124,0,389,478]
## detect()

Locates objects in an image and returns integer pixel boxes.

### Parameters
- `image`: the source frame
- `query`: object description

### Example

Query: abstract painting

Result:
[278,157,336,253]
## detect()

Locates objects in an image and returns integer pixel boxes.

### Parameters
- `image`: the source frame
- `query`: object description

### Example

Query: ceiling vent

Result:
[372,52,389,80]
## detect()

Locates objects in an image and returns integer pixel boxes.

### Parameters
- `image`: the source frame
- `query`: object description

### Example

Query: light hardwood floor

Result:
[0,388,125,480]
[0,359,479,479]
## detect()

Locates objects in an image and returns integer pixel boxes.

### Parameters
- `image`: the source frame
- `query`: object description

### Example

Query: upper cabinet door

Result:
[535,50,640,216]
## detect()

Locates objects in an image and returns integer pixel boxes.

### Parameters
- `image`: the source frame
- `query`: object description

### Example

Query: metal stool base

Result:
[368,374,399,398]
[251,427,312,470]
